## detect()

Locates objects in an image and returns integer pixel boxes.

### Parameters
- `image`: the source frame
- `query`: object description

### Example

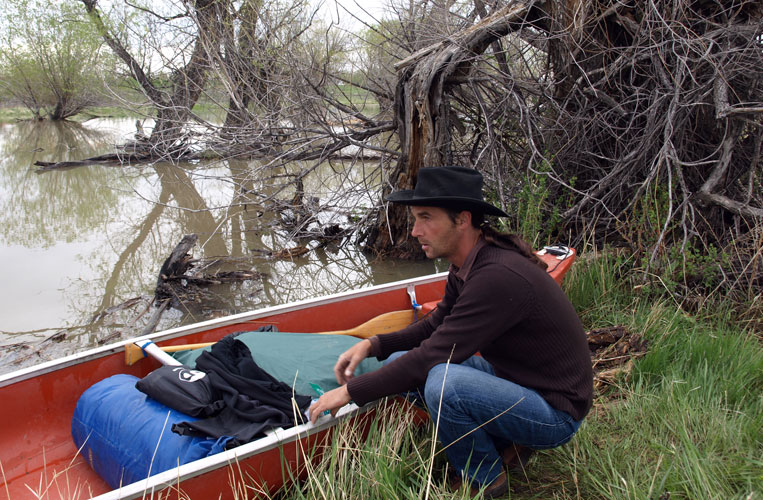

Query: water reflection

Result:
[0,119,435,374]
[0,120,120,247]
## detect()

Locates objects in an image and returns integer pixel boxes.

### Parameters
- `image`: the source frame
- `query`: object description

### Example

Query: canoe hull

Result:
[1,273,449,500]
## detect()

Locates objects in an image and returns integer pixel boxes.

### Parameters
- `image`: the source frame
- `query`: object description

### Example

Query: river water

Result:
[0,118,438,374]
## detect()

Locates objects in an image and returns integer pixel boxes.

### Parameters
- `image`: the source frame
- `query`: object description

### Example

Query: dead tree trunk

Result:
[156,234,199,298]
[365,1,544,257]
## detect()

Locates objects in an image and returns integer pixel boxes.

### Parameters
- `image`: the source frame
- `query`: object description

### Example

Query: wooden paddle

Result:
[124,308,416,365]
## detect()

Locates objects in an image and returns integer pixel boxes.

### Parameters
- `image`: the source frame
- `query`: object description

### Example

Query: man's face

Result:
[410,206,462,260]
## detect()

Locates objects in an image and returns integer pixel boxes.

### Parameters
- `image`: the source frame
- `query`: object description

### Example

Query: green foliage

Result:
[0,0,117,120]
[515,174,548,246]
[619,182,673,254]
[639,243,729,297]
[614,181,758,328]
[506,158,565,248]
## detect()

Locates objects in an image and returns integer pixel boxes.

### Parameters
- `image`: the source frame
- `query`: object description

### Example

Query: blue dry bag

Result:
[71,374,231,489]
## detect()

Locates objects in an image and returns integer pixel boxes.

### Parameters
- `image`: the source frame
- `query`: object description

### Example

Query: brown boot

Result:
[448,470,509,499]
[480,471,509,498]
[500,444,535,472]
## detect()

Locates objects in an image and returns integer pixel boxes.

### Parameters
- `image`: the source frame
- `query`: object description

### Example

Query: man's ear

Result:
[457,210,472,227]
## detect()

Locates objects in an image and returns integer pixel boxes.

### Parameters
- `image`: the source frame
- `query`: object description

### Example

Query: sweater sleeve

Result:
[369,274,456,359]
[348,262,531,405]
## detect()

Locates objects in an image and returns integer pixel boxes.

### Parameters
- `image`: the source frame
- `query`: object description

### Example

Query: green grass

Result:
[280,401,471,500]
[275,248,763,499]
[0,106,37,122]
[73,106,152,120]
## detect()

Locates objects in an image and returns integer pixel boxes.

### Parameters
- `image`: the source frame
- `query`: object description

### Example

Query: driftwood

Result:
[587,325,648,394]
[154,234,268,313]
[156,234,199,289]
[139,298,170,337]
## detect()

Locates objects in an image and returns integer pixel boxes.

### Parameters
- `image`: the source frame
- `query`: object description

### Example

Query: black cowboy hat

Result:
[385,166,509,217]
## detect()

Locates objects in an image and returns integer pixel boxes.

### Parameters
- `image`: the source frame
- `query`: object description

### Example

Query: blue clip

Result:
[407,286,422,320]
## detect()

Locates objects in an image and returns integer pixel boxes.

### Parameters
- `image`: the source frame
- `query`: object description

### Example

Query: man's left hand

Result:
[308,385,352,423]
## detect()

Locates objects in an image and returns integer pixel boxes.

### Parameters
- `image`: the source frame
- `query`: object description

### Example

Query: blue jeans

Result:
[385,352,582,486]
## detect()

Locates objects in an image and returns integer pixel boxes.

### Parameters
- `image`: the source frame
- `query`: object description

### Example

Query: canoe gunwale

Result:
[89,401,374,500]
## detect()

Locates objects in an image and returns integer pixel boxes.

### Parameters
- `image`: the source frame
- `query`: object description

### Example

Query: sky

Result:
[320,0,391,30]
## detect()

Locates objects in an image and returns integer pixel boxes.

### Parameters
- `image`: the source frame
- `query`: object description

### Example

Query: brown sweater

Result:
[347,239,594,421]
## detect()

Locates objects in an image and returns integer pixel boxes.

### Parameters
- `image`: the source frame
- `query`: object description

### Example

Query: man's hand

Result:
[334,338,372,385]
[308,385,351,423]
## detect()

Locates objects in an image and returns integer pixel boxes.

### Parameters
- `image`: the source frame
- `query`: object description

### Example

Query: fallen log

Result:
[155,235,267,312]
[156,234,199,287]
[34,153,154,172]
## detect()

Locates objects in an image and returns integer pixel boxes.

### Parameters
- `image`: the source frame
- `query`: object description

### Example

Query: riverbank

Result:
[0,106,157,123]
[0,105,142,123]
[0,85,376,125]
[0,106,35,122]
[278,250,762,499]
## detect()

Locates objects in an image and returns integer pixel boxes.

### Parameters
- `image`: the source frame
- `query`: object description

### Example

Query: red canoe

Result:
[0,247,575,500]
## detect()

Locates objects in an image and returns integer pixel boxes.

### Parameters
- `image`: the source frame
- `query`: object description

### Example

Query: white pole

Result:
[135,340,183,366]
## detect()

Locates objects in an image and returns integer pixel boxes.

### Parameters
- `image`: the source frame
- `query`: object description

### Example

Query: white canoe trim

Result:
[92,401,374,500]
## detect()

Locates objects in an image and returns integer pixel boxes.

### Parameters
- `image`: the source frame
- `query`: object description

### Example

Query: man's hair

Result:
[444,208,548,270]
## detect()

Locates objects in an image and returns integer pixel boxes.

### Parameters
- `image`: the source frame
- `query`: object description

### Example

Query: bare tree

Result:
[80,0,223,157]
[76,0,381,164]
[358,0,761,302]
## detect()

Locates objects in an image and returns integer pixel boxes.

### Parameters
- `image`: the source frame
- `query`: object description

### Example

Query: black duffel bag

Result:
[136,364,224,418]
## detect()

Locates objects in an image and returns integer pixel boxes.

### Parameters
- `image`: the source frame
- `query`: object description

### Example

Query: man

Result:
[309,166,593,498]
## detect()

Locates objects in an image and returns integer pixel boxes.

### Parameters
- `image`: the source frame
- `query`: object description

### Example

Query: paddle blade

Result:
[318,309,415,338]
[124,343,146,365]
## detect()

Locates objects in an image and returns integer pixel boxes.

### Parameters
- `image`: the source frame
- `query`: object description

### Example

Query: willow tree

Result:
[0,1,112,120]
[76,0,354,163]
[80,0,226,156]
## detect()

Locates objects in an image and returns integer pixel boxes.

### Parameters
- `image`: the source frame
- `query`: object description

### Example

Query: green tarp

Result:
[172,331,382,397]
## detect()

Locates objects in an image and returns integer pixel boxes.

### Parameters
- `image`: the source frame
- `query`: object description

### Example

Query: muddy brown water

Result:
[0,118,439,374]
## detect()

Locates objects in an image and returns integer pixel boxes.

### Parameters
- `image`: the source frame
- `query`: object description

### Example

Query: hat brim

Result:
[386,191,509,217]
